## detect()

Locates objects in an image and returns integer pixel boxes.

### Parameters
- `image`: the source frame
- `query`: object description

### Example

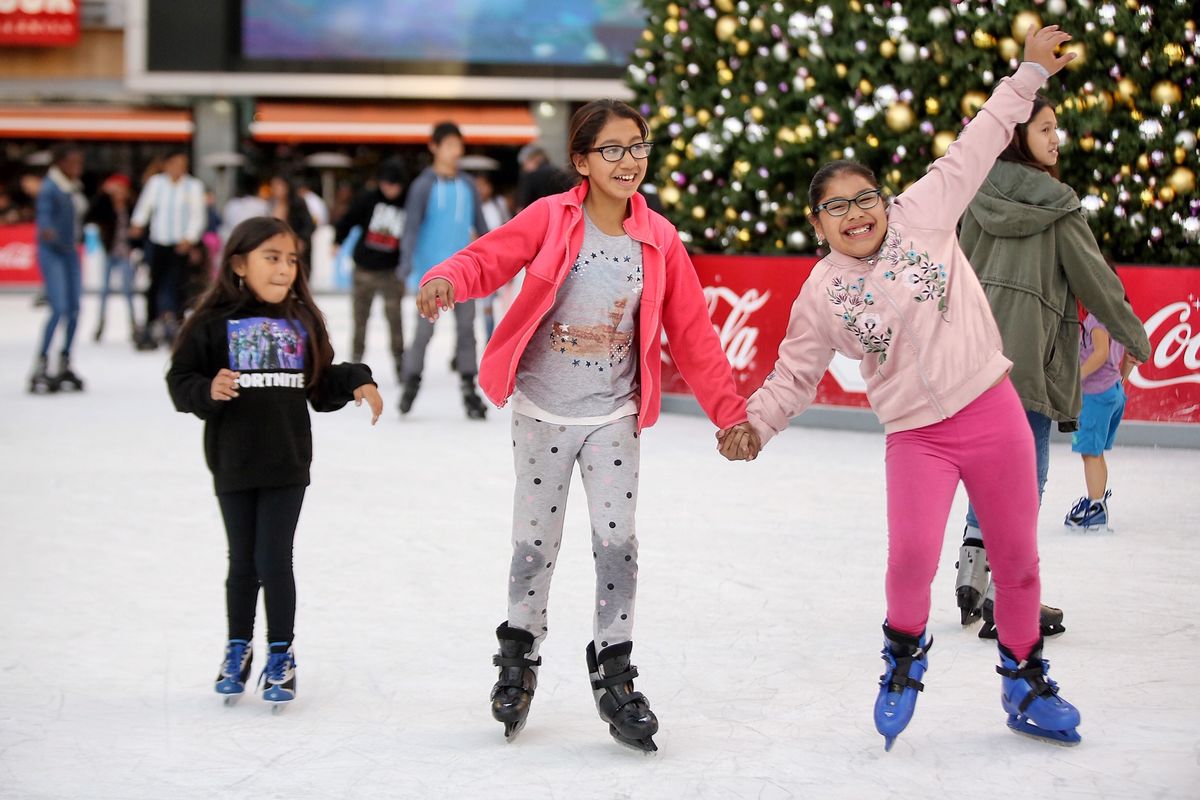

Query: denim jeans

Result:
[97,253,136,328]
[965,410,1052,531]
[37,245,81,358]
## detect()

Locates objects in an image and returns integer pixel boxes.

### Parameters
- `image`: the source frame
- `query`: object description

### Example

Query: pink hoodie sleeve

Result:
[659,234,749,430]
[891,62,1046,231]
[746,275,837,446]
[419,198,551,300]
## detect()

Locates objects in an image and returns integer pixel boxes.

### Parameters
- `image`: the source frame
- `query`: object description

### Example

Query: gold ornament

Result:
[733,160,751,178]
[1168,167,1196,194]
[1012,11,1042,40]
[660,185,681,206]
[691,205,706,220]
[667,3,679,17]
[1103,31,1116,46]
[998,37,1020,61]
[938,74,950,88]
[1175,147,1188,164]
[866,134,880,147]
[887,169,903,185]
[777,127,796,144]
[696,109,711,125]
[796,123,814,142]
[735,39,750,56]
[715,15,738,42]
[960,91,988,117]
[880,40,897,59]
[737,229,752,244]
[664,18,679,35]
[805,76,816,91]
[718,68,734,84]
[749,17,764,34]
[1125,0,1138,9]
[1115,78,1138,105]
[725,206,738,221]
[1120,165,1132,176]
[1151,81,1182,106]
[1079,135,1096,152]
[850,0,862,10]
[835,63,848,79]
[933,131,957,157]
[1137,154,1150,171]
[1140,189,1155,206]
[715,0,734,11]
[665,153,681,169]
[749,106,764,123]
[972,30,996,49]
[1159,186,1176,203]
[1063,42,1086,69]
[886,102,916,132]
[925,97,940,116]
[858,78,874,95]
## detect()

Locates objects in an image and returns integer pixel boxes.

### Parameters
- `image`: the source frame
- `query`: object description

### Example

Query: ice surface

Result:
[1,293,1197,799]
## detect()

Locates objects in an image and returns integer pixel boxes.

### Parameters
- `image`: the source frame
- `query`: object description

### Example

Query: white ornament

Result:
[787,230,809,249]
[927,7,951,26]
[1047,0,1067,14]
[1175,130,1198,150]
[898,42,917,63]
[1139,119,1163,141]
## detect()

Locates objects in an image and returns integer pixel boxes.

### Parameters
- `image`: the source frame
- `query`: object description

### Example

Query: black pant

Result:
[217,485,306,644]
[148,243,190,321]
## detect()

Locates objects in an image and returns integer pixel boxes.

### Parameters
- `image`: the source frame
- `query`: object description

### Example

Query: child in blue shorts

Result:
[1065,312,1132,530]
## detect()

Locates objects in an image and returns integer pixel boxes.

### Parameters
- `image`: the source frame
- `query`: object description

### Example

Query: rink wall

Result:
[660,254,1200,449]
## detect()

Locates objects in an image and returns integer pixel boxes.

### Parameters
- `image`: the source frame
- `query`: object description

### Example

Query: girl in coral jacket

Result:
[416,99,747,752]
[721,27,1083,750]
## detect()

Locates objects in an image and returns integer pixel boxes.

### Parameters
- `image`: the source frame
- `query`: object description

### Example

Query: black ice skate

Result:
[490,622,540,740]
[954,531,989,625]
[55,353,84,392]
[461,375,487,420]
[978,579,1066,639]
[586,641,659,753]
[28,355,59,394]
[398,375,421,414]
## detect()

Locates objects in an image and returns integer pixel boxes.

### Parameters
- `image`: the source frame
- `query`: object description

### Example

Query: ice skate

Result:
[955,529,989,625]
[55,354,84,392]
[398,375,421,414]
[28,355,59,394]
[978,581,1065,639]
[214,639,253,703]
[996,639,1081,746]
[258,642,297,711]
[1064,491,1112,531]
[874,623,931,751]
[586,641,658,753]
[490,622,540,740]
[461,375,487,420]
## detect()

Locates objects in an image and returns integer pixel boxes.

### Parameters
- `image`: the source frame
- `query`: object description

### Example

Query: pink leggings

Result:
[884,379,1041,660]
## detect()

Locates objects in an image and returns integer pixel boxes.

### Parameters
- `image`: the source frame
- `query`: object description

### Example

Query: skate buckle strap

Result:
[592,665,639,691]
[493,654,541,669]
[997,659,1059,712]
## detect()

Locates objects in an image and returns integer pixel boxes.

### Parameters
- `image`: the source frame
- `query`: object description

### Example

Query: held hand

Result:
[1023,24,1075,76]
[716,423,762,462]
[354,383,384,425]
[175,240,193,255]
[210,368,240,401]
[417,279,455,321]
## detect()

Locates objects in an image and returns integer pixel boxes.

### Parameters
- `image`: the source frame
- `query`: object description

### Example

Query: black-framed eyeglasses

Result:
[587,141,655,162]
[814,188,882,217]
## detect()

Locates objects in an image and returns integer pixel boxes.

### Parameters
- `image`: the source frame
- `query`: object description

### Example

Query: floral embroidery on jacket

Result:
[877,228,949,318]
[827,275,892,364]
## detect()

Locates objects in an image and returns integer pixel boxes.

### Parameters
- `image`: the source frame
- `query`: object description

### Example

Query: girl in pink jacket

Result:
[417,100,748,752]
[721,26,1082,750]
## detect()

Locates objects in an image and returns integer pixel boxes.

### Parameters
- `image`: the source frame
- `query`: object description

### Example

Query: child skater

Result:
[167,217,383,710]
[416,100,748,751]
[720,26,1083,750]
[1065,292,1135,530]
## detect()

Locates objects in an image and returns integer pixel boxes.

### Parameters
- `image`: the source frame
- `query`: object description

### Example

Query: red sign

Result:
[662,254,1200,426]
[0,0,80,47]
[0,223,39,285]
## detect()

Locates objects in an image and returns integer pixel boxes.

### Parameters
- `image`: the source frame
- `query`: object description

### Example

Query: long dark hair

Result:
[173,216,334,389]
[998,95,1060,179]
[567,99,649,178]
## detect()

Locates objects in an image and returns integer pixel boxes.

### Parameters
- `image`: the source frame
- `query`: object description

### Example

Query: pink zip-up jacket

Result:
[748,63,1048,444]
[420,181,748,431]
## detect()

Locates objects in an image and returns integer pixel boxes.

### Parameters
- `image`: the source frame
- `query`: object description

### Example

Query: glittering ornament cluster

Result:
[628,0,1199,263]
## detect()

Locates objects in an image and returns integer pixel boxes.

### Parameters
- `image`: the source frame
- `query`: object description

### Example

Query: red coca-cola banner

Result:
[0,223,39,285]
[662,254,1200,425]
[0,0,79,47]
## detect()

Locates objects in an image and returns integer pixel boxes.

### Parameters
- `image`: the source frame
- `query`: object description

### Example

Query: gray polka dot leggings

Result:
[508,412,640,656]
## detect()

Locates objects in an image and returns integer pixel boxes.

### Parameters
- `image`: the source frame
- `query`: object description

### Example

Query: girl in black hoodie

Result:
[167,216,382,708]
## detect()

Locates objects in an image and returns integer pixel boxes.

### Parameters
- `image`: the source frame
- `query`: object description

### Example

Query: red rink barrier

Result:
[0,224,39,286]
[661,254,1200,426]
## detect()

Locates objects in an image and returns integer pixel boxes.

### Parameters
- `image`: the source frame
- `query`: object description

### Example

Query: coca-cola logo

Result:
[1128,296,1200,389]
[0,241,35,271]
[661,286,771,371]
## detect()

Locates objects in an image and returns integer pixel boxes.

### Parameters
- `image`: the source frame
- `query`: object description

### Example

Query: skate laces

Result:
[222,640,249,678]
[264,649,293,683]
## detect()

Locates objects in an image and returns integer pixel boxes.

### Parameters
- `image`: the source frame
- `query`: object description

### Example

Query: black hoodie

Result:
[167,300,374,493]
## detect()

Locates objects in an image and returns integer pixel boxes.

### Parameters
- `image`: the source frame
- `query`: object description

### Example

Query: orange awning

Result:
[250,102,539,145]
[0,105,193,141]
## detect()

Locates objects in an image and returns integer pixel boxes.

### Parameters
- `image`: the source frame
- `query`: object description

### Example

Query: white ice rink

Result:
[2,292,1197,799]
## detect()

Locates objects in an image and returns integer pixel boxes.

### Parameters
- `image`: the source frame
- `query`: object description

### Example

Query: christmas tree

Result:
[627,0,1199,264]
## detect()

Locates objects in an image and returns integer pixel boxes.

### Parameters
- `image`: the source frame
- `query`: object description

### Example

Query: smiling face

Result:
[232,233,298,304]
[809,171,888,260]
[571,115,648,210]
[1023,105,1060,169]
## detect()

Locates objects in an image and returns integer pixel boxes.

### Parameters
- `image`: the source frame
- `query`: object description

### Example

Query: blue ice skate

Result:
[1064,490,1111,531]
[997,639,1081,746]
[874,624,932,751]
[214,639,253,704]
[258,643,297,712]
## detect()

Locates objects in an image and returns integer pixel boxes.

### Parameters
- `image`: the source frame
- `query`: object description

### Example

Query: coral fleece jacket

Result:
[420,181,747,431]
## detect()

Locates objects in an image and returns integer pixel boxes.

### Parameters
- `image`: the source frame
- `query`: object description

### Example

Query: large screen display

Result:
[242,0,645,68]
